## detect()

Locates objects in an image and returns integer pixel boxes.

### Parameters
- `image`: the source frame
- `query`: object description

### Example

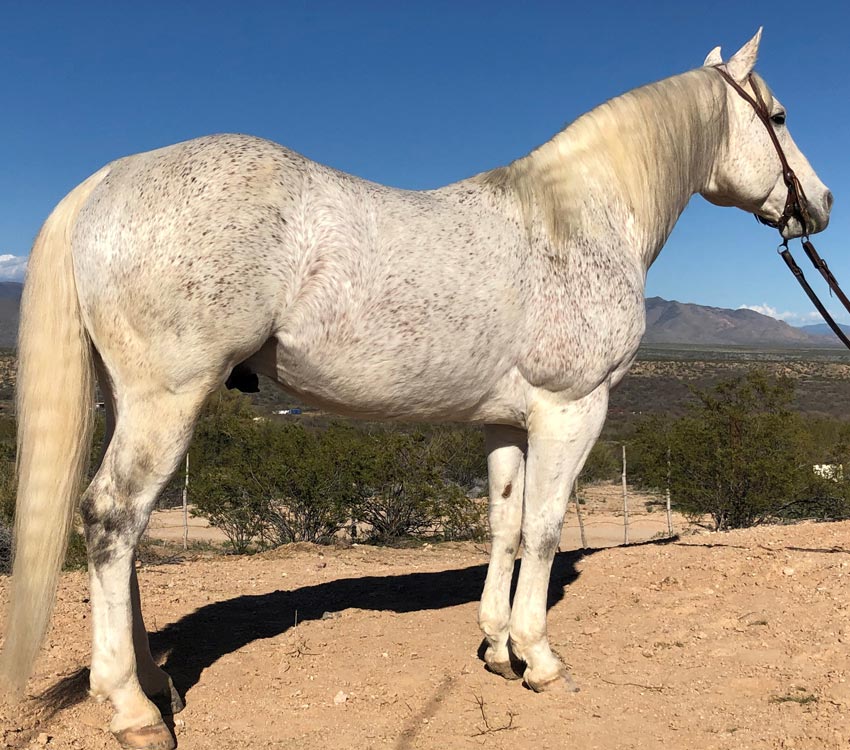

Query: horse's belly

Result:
[261,327,516,422]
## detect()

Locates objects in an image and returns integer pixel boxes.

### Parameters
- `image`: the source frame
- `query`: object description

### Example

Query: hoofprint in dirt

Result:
[3,520,850,750]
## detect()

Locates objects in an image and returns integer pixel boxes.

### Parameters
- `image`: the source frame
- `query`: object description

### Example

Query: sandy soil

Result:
[4,517,850,750]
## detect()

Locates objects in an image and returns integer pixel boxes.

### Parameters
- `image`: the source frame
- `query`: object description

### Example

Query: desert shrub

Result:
[411,425,487,541]
[192,470,267,554]
[433,484,487,541]
[189,392,489,549]
[188,391,268,552]
[629,371,850,531]
[351,430,443,543]
[190,393,357,551]
[352,428,487,544]
[259,421,360,546]
[0,421,15,574]
[427,425,487,494]
[64,530,89,570]
[0,518,11,574]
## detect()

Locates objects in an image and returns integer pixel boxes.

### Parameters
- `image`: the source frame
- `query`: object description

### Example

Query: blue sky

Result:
[1,1,848,324]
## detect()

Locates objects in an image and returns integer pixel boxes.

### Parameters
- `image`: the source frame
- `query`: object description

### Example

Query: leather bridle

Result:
[714,65,850,349]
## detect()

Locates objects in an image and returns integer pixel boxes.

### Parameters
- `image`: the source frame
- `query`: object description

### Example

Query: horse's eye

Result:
[771,112,786,126]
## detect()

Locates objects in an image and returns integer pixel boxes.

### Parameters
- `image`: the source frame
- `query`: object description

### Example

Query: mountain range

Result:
[0,281,843,350]
[643,297,842,348]
[0,283,22,350]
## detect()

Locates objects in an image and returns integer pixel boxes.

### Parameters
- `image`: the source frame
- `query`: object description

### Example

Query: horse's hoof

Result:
[525,671,580,694]
[485,660,524,681]
[113,721,175,750]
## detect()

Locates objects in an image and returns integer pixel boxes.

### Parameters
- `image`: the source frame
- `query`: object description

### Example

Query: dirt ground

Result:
[5,515,850,750]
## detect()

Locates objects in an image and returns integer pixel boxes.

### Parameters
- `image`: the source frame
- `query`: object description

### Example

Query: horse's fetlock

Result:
[89,687,110,703]
[509,627,544,658]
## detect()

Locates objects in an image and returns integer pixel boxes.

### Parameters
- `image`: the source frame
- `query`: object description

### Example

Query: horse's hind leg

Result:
[131,566,184,715]
[81,388,206,749]
[479,425,526,680]
[94,359,184,719]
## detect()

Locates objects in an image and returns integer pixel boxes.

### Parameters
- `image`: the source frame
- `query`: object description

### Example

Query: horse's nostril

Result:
[825,190,835,211]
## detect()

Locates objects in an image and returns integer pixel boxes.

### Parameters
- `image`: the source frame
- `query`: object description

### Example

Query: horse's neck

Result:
[481,69,726,271]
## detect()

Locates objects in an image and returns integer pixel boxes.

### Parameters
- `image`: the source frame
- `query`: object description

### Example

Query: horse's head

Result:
[701,28,832,238]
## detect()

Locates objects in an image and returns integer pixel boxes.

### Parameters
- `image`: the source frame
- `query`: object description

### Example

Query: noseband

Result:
[715,65,850,350]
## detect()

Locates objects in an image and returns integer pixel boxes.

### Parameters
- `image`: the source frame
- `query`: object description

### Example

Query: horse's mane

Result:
[479,68,727,252]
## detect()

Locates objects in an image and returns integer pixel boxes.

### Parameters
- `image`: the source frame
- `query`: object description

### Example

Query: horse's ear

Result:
[703,46,723,66]
[726,27,762,82]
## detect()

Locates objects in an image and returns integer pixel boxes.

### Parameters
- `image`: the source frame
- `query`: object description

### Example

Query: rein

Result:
[714,65,850,349]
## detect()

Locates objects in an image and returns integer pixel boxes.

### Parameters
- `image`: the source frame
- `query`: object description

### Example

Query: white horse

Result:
[0,29,831,749]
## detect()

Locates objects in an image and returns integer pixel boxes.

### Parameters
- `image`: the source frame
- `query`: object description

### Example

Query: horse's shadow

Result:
[153,545,589,696]
[35,537,677,715]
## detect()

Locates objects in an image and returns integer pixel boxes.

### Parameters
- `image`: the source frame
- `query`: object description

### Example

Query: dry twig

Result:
[470,693,518,736]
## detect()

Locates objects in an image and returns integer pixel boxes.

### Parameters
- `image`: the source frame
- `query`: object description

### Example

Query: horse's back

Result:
[70,134,525,413]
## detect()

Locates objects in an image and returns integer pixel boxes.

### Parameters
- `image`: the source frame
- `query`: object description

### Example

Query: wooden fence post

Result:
[574,479,587,550]
[665,446,673,536]
[622,444,629,545]
[182,453,189,551]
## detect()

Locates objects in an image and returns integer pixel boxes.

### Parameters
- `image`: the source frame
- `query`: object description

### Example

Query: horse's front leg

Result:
[510,386,609,692]
[479,425,526,680]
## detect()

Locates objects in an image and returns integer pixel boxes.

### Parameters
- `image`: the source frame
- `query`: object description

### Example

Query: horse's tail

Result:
[0,166,109,699]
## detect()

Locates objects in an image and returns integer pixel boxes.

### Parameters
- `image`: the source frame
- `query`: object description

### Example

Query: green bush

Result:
[259,421,360,546]
[426,426,487,493]
[188,392,487,551]
[352,430,443,543]
[629,371,850,531]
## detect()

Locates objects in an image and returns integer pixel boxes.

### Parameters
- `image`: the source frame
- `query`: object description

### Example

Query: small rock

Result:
[783,567,796,577]
[36,734,50,746]
[334,690,348,705]
[321,611,339,620]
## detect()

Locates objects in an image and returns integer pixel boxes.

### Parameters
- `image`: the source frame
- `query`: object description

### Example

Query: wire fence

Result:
[143,445,680,551]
